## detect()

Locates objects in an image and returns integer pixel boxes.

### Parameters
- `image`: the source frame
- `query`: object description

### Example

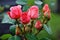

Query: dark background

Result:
[0,0,16,36]
[0,0,16,5]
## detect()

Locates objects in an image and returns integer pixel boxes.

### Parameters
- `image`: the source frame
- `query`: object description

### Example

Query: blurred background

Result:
[0,0,60,40]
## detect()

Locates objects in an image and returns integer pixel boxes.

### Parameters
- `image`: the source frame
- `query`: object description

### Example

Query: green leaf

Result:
[2,14,16,24]
[23,5,30,11]
[19,24,24,28]
[16,0,27,5]
[34,0,43,9]
[25,33,38,40]
[8,35,21,40]
[0,34,12,40]
[35,0,43,5]
[9,25,16,34]
[43,24,52,35]
[27,0,35,6]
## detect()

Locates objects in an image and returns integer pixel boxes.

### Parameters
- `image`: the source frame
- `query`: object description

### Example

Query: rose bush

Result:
[1,1,52,40]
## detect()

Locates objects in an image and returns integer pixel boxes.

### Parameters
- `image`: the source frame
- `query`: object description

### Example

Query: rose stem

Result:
[15,19,22,34]
[35,27,43,36]
[30,20,34,33]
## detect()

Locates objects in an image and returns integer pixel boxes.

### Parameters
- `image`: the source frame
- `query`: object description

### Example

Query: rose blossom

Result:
[28,5,39,19]
[7,5,22,19]
[35,20,42,30]
[20,12,30,24]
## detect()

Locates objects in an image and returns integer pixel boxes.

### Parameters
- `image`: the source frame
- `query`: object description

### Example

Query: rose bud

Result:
[35,20,42,30]
[20,12,30,24]
[28,5,39,19]
[43,4,51,19]
[7,5,22,19]
[44,10,50,19]
[43,4,50,13]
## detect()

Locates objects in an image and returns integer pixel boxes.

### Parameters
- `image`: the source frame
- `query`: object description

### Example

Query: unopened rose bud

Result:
[43,4,50,13]
[35,20,42,30]
[43,4,51,20]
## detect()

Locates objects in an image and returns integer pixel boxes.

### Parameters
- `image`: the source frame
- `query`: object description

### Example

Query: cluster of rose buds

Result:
[7,4,50,36]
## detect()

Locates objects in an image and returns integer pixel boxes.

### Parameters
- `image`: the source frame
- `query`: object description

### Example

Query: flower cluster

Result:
[7,4,51,39]
[7,5,39,24]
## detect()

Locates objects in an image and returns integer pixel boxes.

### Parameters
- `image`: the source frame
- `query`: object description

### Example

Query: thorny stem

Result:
[42,16,50,24]
[24,25,26,33]
[22,35,27,40]
[21,25,27,40]
[15,19,22,35]
[35,27,43,36]
[30,20,34,33]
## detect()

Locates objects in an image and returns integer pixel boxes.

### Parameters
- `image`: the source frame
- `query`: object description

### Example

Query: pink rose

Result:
[20,12,30,24]
[28,6,39,19]
[43,4,50,19]
[7,5,22,19]
[35,20,42,30]
[43,4,50,13]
